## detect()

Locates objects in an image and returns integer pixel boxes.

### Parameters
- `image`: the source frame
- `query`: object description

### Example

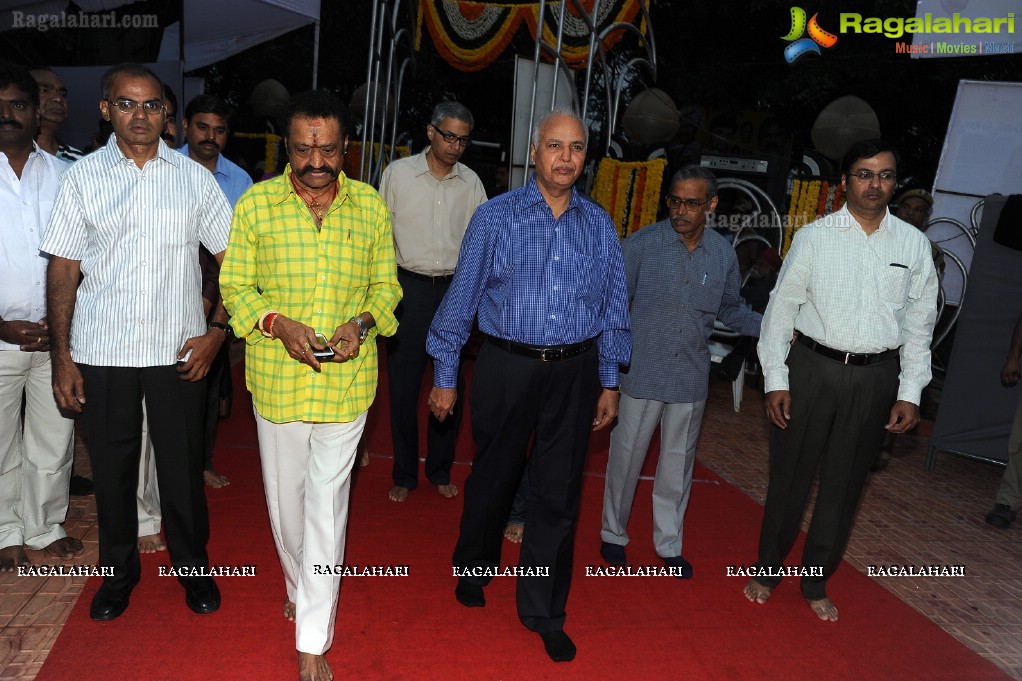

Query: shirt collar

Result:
[412,147,463,181]
[522,176,582,213]
[833,204,894,236]
[271,164,363,213]
[178,144,226,177]
[100,133,181,169]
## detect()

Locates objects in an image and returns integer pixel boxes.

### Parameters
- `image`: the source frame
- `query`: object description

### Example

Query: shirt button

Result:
[321,275,326,281]
[550,314,556,320]
[552,285,559,291]
[141,261,147,266]
[554,256,560,261]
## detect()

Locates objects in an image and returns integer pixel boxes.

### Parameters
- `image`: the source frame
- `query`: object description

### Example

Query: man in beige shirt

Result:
[379,101,486,502]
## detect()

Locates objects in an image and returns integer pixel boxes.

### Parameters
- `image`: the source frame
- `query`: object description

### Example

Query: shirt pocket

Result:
[691,275,724,314]
[878,265,910,308]
[572,252,602,305]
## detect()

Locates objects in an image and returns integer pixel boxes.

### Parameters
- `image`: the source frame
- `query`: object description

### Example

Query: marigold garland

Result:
[591,157,666,239]
[416,0,646,72]
[782,177,845,257]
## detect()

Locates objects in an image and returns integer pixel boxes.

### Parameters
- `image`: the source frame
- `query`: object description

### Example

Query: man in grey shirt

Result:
[600,165,761,576]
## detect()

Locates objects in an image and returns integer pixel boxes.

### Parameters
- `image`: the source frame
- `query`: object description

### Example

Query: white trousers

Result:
[254,408,366,655]
[0,351,75,550]
[136,398,162,536]
[601,393,706,558]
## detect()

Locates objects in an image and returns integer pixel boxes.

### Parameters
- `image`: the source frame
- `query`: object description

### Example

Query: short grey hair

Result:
[670,165,718,199]
[431,101,474,129]
[531,106,588,149]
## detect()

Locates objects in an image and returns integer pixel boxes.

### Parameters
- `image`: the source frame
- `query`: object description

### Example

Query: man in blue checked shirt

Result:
[600,166,761,578]
[427,107,630,663]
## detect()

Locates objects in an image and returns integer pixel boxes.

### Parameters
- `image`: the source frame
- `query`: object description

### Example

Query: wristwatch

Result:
[349,316,369,343]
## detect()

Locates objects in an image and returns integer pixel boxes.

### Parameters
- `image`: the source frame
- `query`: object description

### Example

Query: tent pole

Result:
[312,21,321,89]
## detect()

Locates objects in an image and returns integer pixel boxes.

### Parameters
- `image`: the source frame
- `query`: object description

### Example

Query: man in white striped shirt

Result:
[40,63,232,621]
[743,139,938,622]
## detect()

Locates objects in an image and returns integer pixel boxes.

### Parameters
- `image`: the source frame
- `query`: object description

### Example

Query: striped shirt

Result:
[38,134,232,367]
[379,148,487,275]
[758,205,939,404]
[428,178,631,388]
[620,221,761,403]
[220,166,401,424]
[1,144,66,351]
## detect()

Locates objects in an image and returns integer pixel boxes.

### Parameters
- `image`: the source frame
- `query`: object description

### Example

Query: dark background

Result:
[3,0,1021,188]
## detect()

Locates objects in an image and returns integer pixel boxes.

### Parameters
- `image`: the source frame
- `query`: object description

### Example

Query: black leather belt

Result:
[796,333,899,366]
[398,266,454,284]
[487,335,595,362]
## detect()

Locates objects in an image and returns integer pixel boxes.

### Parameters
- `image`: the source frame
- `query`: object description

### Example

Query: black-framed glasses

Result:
[665,195,711,211]
[107,98,165,115]
[849,169,896,183]
[430,124,471,148]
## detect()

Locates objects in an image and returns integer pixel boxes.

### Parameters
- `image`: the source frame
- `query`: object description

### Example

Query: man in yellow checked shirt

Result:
[220,89,401,681]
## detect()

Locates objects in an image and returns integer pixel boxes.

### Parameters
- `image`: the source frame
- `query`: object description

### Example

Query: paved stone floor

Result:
[2,376,1020,679]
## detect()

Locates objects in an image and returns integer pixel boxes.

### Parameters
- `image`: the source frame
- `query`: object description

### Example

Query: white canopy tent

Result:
[1,0,320,148]
[1,0,320,81]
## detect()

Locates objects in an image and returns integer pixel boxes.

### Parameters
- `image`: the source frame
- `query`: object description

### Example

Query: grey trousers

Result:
[601,392,706,558]
[995,393,1022,510]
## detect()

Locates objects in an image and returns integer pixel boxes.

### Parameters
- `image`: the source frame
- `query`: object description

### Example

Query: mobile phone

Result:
[313,333,334,360]
[177,348,193,366]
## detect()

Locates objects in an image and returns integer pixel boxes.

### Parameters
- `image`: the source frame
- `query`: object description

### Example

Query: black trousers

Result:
[201,341,231,471]
[753,341,899,599]
[452,341,598,633]
[79,364,210,589]
[387,271,463,489]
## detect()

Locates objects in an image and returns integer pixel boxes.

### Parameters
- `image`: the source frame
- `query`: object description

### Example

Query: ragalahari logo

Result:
[782,7,838,63]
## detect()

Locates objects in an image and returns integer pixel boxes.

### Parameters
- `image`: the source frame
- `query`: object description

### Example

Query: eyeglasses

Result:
[665,196,711,211]
[431,124,471,148]
[849,169,896,183]
[107,98,165,115]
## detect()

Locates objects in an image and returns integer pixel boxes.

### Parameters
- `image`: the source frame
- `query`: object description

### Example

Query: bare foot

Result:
[742,578,773,605]
[0,545,31,571]
[504,523,524,543]
[283,599,296,622]
[43,536,84,559]
[203,469,230,488]
[436,483,459,499]
[807,597,839,622]
[298,652,333,681]
[137,534,167,553]
[388,486,410,502]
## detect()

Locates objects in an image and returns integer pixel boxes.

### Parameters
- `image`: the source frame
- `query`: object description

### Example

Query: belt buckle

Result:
[539,348,554,361]
[843,352,852,365]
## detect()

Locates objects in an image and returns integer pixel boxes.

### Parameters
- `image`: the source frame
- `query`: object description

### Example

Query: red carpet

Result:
[37,355,1010,681]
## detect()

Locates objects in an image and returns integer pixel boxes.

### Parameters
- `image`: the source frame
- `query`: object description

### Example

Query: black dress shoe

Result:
[182,576,221,614]
[455,578,485,607]
[69,475,95,496]
[661,554,693,579]
[90,581,135,621]
[539,630,576,662]
[600,541,626,566]
[985,503,1016,529]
